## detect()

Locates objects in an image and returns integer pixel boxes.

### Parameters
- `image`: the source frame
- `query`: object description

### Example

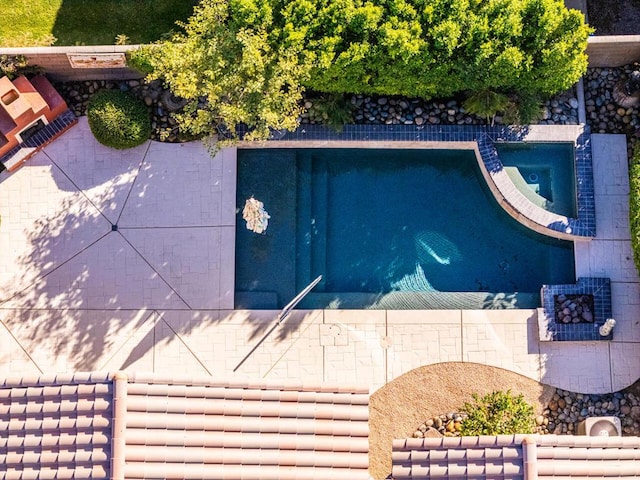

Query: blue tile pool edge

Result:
[253,124,596,241]
[538,277,613,342]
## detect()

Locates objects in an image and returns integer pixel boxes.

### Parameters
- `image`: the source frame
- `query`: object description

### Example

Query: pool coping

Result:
[242,124,595,241]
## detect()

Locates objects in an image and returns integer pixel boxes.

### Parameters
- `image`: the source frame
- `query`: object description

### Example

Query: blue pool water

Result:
[235,148,576,310]
[496,142,576,217]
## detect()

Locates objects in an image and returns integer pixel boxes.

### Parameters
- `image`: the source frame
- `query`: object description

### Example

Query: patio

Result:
[0,117,638,394]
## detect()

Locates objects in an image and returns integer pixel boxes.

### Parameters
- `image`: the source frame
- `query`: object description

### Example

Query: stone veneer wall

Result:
[0,36,638,82]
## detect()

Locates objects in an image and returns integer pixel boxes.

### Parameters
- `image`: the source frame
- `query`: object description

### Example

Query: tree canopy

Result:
[132,0,591,141]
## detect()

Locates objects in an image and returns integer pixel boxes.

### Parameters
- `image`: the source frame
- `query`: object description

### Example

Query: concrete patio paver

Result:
[2,232,190,309]
[577,240,638,282]
[122,226,232,309]
[0,120,638,396]
[118,141,225,228]
[610,342,640,392]
[594,193,631,240]
[42,119,149,225]
[0,314,42,376]
[610,282,640,342]
[461,310,542,380]
[0,308,155,373]
[539,341,613,393]
[0,151,111,302]
[323,310,387,390]
[386,310,462,381]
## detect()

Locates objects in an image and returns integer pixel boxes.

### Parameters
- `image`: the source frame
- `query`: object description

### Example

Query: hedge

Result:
[631,143,640,275]
[87,90,151,149]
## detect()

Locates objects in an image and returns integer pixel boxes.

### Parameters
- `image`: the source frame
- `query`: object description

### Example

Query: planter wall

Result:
[586,35,640,68]
[0,45,142,81]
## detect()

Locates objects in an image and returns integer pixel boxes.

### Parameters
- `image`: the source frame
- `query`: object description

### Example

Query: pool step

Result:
[298,291,540,310]
[235,290,539,310]
[295,152,313,291]
[310,155,328,290]
[504,166,550,210]
[234,291,279,309]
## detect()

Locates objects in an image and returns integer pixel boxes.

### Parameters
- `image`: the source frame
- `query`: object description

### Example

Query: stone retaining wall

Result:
[0,36,639,82]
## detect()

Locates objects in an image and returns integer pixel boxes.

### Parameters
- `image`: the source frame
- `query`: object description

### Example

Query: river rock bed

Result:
[54,78,580,143]
[584,64,640,158]
[413,387,640,438]
[541,388,640,435]
[412,413,468,438]
[585,65,640,135]
[54,79,184,142]
[554,294,595,324]
[301,89,579,127]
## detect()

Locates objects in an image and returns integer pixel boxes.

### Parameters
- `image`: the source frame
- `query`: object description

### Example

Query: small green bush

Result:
[308,94,354,132]
[503,93,544,125]
[630,143,640,275]
[0,55,35,79]
[0,55,28,79]
[115,34,130,46]
[463,90,511,125]
[87,90,151,149]
[460,390,535,436]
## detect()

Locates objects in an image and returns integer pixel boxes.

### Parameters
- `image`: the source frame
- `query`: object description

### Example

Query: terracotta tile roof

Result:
[0,372,369,480]
[0,372,113,479]
[392,434,640,479]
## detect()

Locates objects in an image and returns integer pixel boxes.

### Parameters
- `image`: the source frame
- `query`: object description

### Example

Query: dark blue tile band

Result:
[540,278,613,341]
[258,124,596,239]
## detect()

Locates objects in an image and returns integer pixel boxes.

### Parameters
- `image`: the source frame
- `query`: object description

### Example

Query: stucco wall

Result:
[0,45,142,81]
[586,36,640,68]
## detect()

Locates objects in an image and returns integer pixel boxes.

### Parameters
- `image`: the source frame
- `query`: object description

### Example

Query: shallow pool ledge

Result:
[244,124,596,241]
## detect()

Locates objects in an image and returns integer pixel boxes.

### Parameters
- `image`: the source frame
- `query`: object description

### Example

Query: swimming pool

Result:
[235,148,575,310]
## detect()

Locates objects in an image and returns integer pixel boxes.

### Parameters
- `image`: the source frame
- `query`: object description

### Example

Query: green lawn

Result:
[631,143,640,276]
[0,0,199,47]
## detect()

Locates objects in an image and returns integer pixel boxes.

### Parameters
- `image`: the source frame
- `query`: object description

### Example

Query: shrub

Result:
[87,90,151,149]
[0,55,28,79]
[308,94,354,131]
[126,47,155,76]
[115,34,130,46]
[631,143,640,275]
[304,0,592,99]
[460,390,535,436]
[463,90,511,125]
[142,0,590,142]
[0,55,44,79]
[502,93,544,125]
